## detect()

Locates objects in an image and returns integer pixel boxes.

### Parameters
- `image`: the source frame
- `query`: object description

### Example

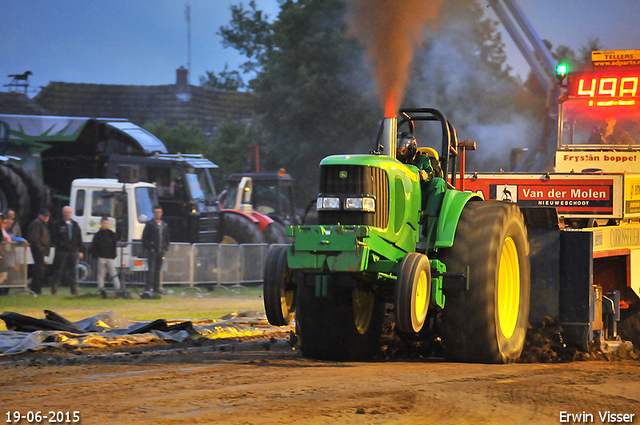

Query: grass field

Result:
[0,285,265,331]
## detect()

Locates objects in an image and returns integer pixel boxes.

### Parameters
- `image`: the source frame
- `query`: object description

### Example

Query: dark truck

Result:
[0,114,264,244]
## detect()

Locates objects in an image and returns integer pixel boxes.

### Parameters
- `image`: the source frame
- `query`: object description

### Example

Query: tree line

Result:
[145,0,603,205]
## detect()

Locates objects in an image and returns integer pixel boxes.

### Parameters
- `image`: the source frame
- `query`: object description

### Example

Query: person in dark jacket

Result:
[51,206,84,295]
[26,209,51,295]
[90,216,121,294]
[141,205,170,299]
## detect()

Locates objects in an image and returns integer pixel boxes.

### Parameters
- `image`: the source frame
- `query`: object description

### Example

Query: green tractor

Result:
[263,108,530,363]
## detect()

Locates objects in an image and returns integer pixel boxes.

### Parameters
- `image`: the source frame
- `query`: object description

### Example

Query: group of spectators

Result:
[0,205,169,299]
[0,209,27,294]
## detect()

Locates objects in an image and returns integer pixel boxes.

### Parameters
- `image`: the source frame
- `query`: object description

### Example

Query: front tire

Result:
[395,253,431,334]
[296,274,385,361]
[263,247,295,326]
[439,201,530,363]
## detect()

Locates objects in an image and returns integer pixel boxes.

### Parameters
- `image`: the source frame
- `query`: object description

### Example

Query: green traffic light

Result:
[556,64,568,76]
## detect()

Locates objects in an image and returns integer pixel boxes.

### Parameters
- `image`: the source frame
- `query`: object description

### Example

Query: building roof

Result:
[33,80,255,136]
[0,92,48,115]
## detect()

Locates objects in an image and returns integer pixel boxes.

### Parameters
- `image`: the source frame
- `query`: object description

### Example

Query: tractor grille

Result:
[198,210,222,243]
[318,164,389,228]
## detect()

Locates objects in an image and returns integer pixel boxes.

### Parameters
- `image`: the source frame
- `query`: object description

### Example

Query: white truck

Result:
[65,178,158,281]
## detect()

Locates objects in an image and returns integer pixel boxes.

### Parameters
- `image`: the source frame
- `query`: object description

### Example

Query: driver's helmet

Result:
[396,132,417,163]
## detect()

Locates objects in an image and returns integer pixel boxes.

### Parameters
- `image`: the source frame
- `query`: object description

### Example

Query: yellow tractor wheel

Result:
[440,201,530,363]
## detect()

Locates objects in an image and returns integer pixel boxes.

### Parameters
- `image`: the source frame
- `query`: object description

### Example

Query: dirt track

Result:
[1,335,640,425]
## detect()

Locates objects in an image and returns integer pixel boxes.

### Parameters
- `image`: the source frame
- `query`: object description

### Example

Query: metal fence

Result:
[75,242,281,290]
[1,241,283,292]
[0,241,29,292]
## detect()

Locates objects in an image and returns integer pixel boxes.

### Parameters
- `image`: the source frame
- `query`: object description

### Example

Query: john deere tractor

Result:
[263,108,530,363]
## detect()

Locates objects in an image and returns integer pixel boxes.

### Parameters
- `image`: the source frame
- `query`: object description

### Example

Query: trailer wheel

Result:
[0,164,30,221]
[296,274,385,361]
[262,221,289,244]
[395,253,431,334]
[439,201,530,364]
[263,246,295,326]
[618,306,640,350]
[76,260,91,283]
[221,212,266,244]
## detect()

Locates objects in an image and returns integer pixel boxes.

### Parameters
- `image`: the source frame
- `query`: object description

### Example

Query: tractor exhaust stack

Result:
[380,117,398,159]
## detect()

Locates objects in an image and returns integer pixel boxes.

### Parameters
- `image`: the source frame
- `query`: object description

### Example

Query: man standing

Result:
[26,209,51,295]
[51,206,84,295]
[90,216,122,295]
[141,205,170,299]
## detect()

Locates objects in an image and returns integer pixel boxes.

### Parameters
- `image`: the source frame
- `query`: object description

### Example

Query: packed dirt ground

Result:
[2,332,640,425]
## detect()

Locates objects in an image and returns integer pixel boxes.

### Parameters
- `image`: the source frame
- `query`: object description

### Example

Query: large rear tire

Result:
[221,212,266,244]
[395,253,431,334]
[296,274,385,361]
[439,201,530,364]
[4,162,49,226]
[263,247,295,326]
[262,221,289,244]
[0,164,30,221]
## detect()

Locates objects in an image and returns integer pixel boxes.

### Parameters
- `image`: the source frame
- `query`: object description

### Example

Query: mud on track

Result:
[1,334,640,425]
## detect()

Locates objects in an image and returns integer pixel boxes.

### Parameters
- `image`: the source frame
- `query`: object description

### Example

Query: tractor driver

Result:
[603,117,635,145]
[396,132,447,221]
[589,116,636,145]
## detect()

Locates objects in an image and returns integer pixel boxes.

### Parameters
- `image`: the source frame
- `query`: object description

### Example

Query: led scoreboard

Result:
[567,70,639,107]
[564,50,640,109]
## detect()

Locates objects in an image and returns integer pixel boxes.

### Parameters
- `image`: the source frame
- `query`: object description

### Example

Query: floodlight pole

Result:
[186,3,192,84]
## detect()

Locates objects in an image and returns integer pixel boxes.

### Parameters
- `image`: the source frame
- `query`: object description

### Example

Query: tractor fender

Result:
[434,190,483,249]
[249,211,275,232]
[222,209,260,225]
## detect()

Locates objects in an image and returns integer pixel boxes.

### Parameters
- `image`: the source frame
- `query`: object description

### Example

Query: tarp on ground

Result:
[0,310,293,356]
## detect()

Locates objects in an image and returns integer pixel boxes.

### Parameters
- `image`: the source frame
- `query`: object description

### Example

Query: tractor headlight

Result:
[317,196,341,210]
[344,197,375,212]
